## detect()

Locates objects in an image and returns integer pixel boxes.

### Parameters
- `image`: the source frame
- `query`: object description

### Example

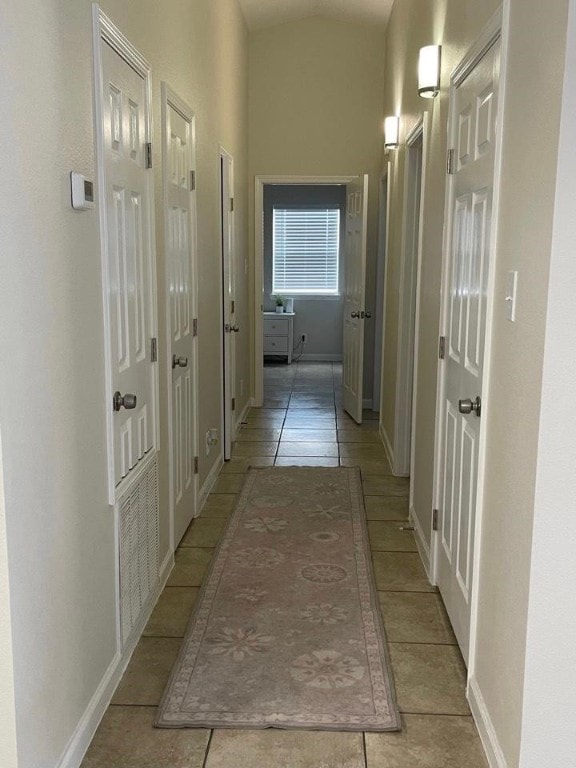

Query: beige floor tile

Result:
[247,456,276,467]
[237,427,282,442]
[277,441,339,457]
[365,714,488,768]
[81,706,209,768]
[362,475,410,496]
[212,473,250,492]
[206,729,365,768]
[220,457,251,473]
[111,637,181,705]
[286,408,335,419]
[372,552,435,592]
[232,441,278,458]
[200,494,236,518]
[275,456,340,467]
[263,396,290,408]
[337,429,382,443]
[283,418,337,430]
[143,587,199,637]
[378,592,456,645]
[243,416,286,428]
[281,428,337,441]
[181,518,228,548]
[388,643,469,715]
[368,521,417,552]
[341,457,394,475]
[339,443,387,459]
[336,418,379,431]
[364,496,409,520]
[167,547,213,586]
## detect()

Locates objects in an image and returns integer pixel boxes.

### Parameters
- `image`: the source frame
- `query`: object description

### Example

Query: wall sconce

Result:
[418,45,441,98]
[384,116,400,149]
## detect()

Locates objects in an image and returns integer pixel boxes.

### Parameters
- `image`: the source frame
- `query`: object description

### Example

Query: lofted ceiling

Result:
[238,0,394,31]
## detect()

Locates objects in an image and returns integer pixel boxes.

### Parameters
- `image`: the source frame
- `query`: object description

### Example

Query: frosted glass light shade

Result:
[384,116,400,149]
[418,45,441,98]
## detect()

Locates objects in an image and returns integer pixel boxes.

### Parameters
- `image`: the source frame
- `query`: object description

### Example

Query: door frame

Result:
[373,165,392,414]
[161,83,199,551]
[92,4,159,507]
[394,115,428,477]
[253,175,356,406]
[431,5,508,676]
[220,147,235,459]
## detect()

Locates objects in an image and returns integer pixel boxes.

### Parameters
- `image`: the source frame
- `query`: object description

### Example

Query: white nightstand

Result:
[263,312,295,364]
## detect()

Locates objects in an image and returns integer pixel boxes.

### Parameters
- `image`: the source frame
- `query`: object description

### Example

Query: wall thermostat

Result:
[70,172,95,210]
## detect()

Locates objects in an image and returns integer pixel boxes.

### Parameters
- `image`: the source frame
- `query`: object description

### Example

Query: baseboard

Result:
[198,454,224,512]
[380,423,395,471]
[234,398,253,438]
[57,551,174,768]
[468,676,508,768]
[411,503,433,583]
[297,353,342,362]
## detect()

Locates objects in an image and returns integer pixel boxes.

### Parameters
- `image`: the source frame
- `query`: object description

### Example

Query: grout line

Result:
[399,710,472,717]
[362,731,369,768]
[387,640,458,647]
[201,730,214,768]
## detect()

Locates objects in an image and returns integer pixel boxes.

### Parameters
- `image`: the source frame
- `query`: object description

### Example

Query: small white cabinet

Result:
[263,312,295,364]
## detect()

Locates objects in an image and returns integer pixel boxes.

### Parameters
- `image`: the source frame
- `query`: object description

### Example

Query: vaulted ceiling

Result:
[237,0,394,31]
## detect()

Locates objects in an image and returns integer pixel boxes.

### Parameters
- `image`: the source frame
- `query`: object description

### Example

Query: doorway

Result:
[220,148,236,460]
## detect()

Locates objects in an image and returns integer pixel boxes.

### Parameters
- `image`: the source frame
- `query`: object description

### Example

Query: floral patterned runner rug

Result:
[156,467,400,731]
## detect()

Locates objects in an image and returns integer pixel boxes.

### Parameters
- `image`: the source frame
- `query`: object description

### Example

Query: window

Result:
[272,207,340,295]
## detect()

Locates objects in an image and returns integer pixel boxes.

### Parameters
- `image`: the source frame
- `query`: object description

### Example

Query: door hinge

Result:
[432,509,439,531]
[446,148,455,175]
[192,318,198,337]
[231,397,236,412]
[230,197,234,212]
[231,300,235,314]
[439,335,446,360]
[145,142,153,169]
[189,170,196,191]
[150,337,158,362]
[194,456,199,474]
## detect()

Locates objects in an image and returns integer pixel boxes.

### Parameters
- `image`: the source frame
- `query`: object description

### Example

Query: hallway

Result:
[81,363,487,766]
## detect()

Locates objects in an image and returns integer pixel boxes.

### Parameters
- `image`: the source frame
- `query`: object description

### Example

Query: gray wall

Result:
[263,184,346,360]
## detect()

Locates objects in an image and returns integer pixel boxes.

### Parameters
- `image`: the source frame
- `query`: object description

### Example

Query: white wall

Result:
[0,1,248,766]
[518,2,576,762]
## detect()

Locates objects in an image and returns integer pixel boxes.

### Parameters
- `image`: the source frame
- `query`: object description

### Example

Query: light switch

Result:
[505,270,518,322]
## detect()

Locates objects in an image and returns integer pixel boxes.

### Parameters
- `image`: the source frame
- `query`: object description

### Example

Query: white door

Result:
[437,38,500,662]
[164,87,199,546]
[342,174,369,424]
[220,150,236,460]
[102,40,157,490]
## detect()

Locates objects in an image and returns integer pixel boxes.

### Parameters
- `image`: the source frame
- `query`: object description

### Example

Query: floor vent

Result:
[118,456,159,646]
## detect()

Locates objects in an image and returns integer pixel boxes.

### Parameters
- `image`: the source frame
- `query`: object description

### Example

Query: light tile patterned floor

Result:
[82,363,487,768]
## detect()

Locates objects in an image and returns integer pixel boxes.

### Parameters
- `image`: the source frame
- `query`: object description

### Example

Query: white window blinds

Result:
[272,208,340,294]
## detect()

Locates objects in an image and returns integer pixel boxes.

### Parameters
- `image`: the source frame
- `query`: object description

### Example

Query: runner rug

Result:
[156,466,400,731]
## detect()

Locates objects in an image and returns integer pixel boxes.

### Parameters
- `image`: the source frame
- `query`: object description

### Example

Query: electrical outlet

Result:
[302,333,307,343]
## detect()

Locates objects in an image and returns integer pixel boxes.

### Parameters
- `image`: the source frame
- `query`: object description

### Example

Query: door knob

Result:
[363,310,372,319]
[113,391,137,412]
[172,355,188,369]
[231,325,240,333]
[351,311,360,318]
[224,324,231,333]
[458,396,481,417]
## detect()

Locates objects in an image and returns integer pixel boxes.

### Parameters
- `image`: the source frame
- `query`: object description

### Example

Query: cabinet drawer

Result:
[263,317,288,335]
[263,335,289,354]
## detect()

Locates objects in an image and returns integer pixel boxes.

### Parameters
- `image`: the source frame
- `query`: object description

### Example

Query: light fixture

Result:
[418,44,441,98]
[384,116,400,149]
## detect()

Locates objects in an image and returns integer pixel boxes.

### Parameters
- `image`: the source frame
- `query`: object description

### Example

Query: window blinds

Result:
[272,208,340,294]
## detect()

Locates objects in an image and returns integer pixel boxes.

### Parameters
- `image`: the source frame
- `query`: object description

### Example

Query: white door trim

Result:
[372,167,391,414]
[431,3,508,679]
[220,147,235,459]
[161,83,199,552]
[91,4,159,506]
[253,175,357,406]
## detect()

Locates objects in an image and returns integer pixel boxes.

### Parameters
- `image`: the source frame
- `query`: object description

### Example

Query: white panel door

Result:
[437,39,500,663]
[221,150,236,460]
[164,90,198,546]
[342,175,369,424]
[102,41,156,489]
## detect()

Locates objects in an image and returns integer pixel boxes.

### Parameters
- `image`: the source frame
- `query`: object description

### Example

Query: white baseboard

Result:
[296,353,342,362]
[198,454,224,512]
[468,675,508,768]
[380,423,395,470]
[234,398,253,438]
[57,551,174,768]
[411,503,433,583]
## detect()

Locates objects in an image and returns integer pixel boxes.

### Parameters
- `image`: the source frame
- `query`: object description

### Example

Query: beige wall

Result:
[0,1,248,765]
[381,0,569,764]
[248,16,386,398]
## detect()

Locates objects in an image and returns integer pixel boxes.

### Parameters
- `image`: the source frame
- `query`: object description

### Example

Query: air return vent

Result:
[118,456,159,646]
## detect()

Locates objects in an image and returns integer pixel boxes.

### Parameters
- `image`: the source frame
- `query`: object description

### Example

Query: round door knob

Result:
[231,325,240,333]
[224,324,231,333]
[458,396,481,417]
[113,391,137,412]
[364,310,372,319]
[172,355,188,369]
[351,311,360,318]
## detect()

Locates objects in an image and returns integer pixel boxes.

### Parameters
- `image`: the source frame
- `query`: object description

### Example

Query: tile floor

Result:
[82,363,488,767]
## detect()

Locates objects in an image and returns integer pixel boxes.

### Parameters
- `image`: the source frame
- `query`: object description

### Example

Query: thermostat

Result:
[70,172,95,210]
